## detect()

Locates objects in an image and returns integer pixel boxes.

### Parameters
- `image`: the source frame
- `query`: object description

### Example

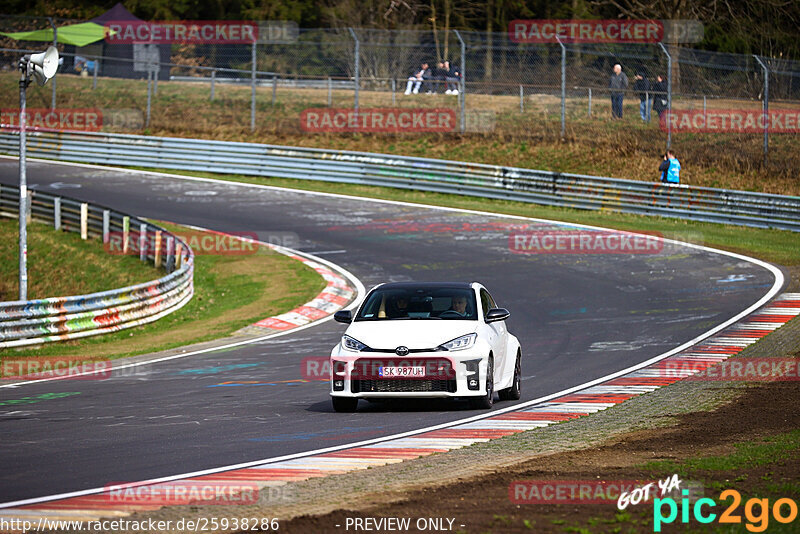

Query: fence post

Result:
[328,77,333,107]
[251,40,257,132]
[588,88,592,117]
[454,30,466,133]
[54,197,62,230]
[560,42,566,137]
[658,42,672,149]
[139,223,147,262]
[348,28,359,112]
[753,55,769,167]
[92,57,98,90]
[153,62,158,95]
[80,203,89,240]
[391,78,396,106]
[145,70,152,128]
[272,76,277,106]
[210,69,215,101]
[102,209,109,243]
[519,85,524,113]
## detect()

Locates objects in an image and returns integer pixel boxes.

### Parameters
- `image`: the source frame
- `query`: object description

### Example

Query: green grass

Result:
[1,220,326,361]
[642,429,800,475]
[129,167,800,267]
[0,218,159,301]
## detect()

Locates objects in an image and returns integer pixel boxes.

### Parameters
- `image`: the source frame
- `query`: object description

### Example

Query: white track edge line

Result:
[0,156,785,509]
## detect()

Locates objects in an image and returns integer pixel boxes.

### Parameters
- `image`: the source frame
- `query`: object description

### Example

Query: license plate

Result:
[378,366,425,378]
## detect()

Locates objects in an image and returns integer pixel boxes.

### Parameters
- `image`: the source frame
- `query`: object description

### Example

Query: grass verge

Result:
[0,217,159,301]
[1,220,326,361]
[2,72,798,194]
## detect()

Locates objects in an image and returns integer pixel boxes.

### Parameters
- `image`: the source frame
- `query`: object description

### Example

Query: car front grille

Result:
[351,379,457,393]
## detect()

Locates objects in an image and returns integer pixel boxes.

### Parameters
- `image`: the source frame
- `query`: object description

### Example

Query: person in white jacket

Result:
[404,63,429,95]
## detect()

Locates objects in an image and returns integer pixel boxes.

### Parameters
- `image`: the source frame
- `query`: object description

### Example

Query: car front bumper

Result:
[329,344,490,399]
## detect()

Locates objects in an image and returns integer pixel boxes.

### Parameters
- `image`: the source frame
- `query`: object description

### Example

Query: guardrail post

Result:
[175,241,183,269]
[166,236,175,274]
[80,203,89,240]
[154,230,162,267]
[139,223,147,262]
[588,88,592,117]
[25,190,32,224]
[210,69,215,101]
[251,40,257,132]
[102,209,110,242]
[54,197,61,230]
[122,216,130,253]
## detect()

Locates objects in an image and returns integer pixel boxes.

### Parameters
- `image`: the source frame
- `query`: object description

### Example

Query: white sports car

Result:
[329,282,522,412]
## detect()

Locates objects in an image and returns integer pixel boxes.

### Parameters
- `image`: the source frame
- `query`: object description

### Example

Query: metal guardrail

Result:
[1,130,799,231]
[0,183,194,348]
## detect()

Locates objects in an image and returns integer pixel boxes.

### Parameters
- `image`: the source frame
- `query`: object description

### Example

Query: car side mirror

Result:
[485,308,510,323]
[334,310,352,324]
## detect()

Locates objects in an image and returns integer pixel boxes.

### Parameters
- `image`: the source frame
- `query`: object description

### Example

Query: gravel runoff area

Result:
[67,275,800,534]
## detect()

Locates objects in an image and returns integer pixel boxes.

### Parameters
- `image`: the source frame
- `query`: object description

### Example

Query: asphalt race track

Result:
[0,158,781,504]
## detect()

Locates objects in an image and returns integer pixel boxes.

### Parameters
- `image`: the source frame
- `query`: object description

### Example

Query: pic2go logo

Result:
[654,489,798,532]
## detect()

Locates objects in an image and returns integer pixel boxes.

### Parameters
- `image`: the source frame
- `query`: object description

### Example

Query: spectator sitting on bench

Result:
[404,62,429,95]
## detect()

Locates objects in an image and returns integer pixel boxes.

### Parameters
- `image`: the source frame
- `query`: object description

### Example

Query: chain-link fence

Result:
[1,15,799,178]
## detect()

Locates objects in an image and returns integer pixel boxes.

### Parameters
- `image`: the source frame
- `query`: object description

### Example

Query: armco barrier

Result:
[0,130,799,231]
[0,183,193,348]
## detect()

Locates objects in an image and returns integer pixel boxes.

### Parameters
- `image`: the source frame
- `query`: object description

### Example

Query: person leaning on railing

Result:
[659,150,681,184]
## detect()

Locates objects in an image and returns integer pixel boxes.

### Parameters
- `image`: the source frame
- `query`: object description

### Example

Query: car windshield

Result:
[356,287,478,321]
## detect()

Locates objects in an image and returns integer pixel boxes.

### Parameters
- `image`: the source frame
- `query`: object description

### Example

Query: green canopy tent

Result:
[0,22,113,47]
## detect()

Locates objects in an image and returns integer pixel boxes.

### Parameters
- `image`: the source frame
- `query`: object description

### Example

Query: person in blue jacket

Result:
[659,150,681,183]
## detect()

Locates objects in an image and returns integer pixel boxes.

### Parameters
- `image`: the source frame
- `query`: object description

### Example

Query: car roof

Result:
[373,281,474,291]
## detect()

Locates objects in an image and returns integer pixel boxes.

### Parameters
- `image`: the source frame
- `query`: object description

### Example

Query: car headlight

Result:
[342,335,367,352]
[440,333,477,351]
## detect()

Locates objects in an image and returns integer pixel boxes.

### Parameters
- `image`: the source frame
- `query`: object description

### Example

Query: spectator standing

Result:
[658,150,681,184]
[633,72,651,121]
[609,64,628,118]
[652,75,668,120]
[404,62,429,95]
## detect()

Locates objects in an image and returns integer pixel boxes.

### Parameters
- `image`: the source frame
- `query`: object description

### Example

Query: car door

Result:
[480,288,507,383]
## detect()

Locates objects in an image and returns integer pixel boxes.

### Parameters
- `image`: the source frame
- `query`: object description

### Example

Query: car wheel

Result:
[499,350,522,401]
[469,356,494,410]
[331,396,358,413]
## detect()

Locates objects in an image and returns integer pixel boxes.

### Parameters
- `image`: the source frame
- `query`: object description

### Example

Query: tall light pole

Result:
[17,46,58,300]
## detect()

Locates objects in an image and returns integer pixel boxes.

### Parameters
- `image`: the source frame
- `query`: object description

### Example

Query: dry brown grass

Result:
[2,72,798,195]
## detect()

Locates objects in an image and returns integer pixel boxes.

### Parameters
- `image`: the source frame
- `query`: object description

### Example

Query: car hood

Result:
[345,320,477,350]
